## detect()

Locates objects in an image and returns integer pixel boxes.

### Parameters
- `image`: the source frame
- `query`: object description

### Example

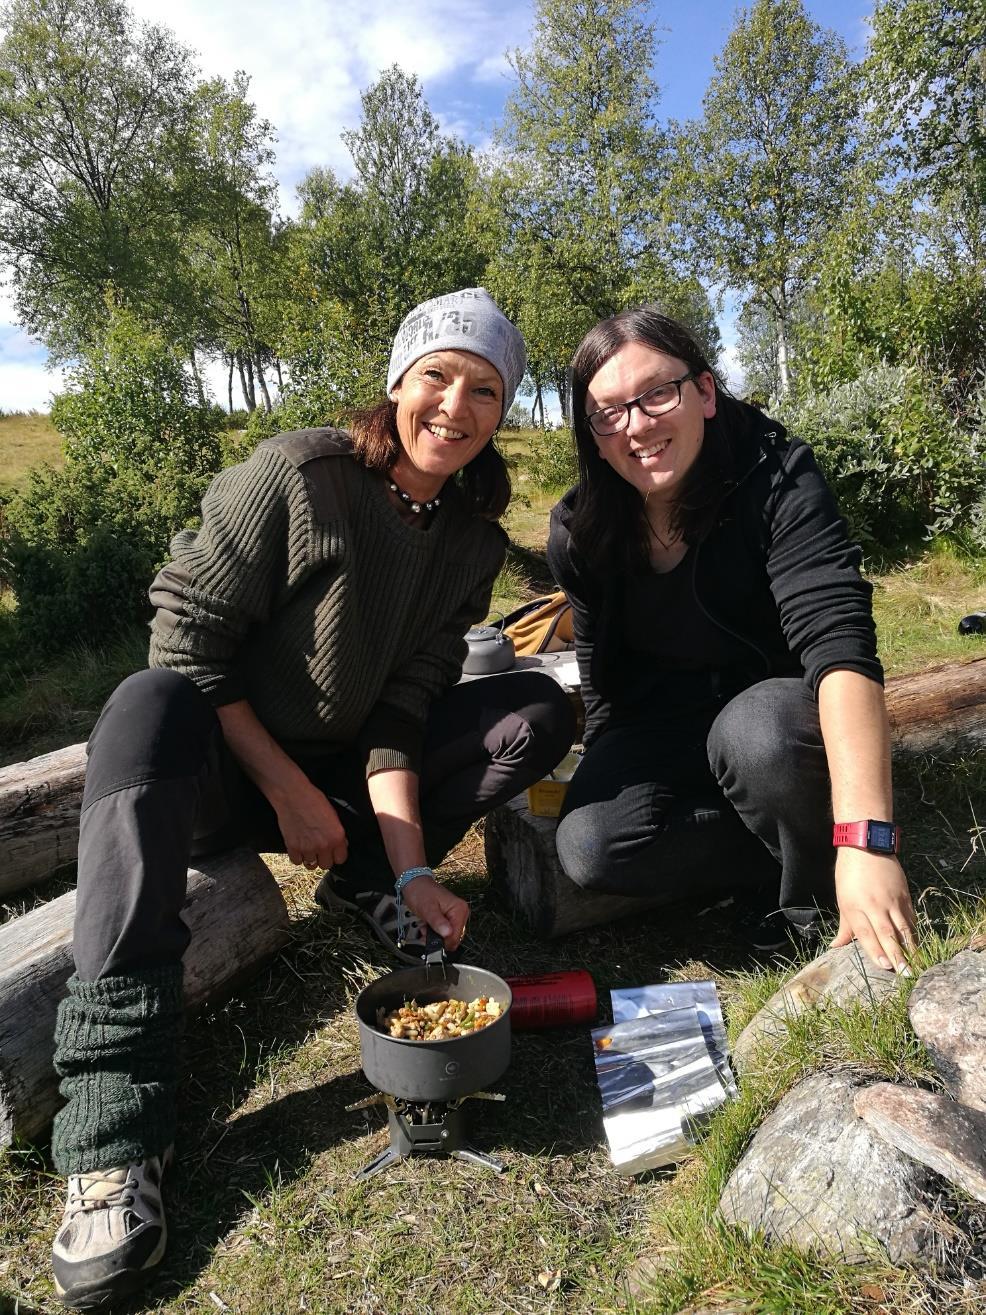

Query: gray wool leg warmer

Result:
[51,965,184,1174]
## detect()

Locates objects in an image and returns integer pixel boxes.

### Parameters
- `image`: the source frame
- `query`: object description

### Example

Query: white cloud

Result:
[474,52,513,84]
[127,0,529,210]
[0,360,67,412]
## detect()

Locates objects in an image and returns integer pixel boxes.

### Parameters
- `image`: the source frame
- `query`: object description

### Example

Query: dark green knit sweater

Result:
[148,429,506,774]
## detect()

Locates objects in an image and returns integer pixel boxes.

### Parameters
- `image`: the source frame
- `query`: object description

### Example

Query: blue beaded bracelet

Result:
[395,866,435,894]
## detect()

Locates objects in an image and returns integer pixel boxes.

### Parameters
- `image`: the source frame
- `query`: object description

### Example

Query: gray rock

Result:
[908,950,986,1112]
[732,944,901,1072]
[719,1071,937,1264]
[855,1082,986,1204]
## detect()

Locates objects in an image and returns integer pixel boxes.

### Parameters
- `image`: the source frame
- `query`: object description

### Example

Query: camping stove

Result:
[350,936,513,1180]
[345,1089,506,1179]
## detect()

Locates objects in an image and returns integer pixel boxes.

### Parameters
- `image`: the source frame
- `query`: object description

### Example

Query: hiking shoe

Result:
[52,1148,171,1309]
[734,902,826,957]
[315,873,428,964]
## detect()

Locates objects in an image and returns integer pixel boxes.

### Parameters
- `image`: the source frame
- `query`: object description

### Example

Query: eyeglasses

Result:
[586,371,697,437]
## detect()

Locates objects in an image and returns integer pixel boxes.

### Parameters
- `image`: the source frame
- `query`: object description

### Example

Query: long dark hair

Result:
[569,307,753,574]
[349,399,511,520]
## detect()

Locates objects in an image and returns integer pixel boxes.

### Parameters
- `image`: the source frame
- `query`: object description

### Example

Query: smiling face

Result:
[389,349,504,499]
[586,341,717,506]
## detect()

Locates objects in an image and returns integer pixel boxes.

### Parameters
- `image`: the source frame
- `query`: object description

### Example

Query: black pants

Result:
[555,678,833,920]
[74,668,576,981]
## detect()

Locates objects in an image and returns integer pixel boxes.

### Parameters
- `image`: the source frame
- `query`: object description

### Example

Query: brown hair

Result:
[569,307,751,573]
[349,399,511,521]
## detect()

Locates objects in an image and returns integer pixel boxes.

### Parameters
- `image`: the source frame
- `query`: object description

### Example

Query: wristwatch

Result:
[832,820,900,854]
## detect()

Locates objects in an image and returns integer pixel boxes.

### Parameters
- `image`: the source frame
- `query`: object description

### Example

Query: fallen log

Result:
[486,655,986,939]
[0,743,86,898]
[884,655,986,754]
[0,847,290,1149]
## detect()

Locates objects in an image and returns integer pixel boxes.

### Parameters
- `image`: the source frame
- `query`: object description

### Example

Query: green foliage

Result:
[778,361,985,554]
[186,73,284,413]
[2,310,222,650]
[868,0,986,215]
[524,426,578,492]
[681,0,865,397]
[0,0,199,358]
[796,185,986,395]
[278,67,487,419]
[478,0,716,418]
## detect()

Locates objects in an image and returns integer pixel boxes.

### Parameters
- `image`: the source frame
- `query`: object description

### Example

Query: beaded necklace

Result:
[388,477,441,515]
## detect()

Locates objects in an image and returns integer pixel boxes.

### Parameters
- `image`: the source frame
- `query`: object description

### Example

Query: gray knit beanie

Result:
[387,287,527,421]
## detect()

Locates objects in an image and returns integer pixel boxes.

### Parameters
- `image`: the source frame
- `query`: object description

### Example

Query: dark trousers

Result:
[554,678,833,920]
[74,668,576,981]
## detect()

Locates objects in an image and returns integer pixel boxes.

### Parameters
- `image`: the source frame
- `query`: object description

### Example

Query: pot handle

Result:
[423,927,448,980]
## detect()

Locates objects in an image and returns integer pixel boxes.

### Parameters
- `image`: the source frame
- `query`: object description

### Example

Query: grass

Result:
[0,411,61,494]
[1,439,986,1312]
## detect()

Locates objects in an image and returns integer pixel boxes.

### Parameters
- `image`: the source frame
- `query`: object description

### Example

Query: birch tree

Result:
[680,0,862,397]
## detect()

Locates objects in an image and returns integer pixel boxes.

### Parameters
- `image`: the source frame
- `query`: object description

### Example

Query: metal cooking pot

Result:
[355,960,513,1102]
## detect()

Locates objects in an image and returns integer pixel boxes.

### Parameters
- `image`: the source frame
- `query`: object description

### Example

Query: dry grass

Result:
[0,411,61,493]
[871,547,986,676]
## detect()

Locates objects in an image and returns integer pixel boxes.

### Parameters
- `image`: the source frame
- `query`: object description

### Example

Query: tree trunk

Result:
[531,381,544,428]
[554,370,571,426]
[0,849,290,1149]
[236,349,255,412]
[775,288,791,399]
[244,352,257,411]
[227,354,235,414]
[254,348,273,413]
[189,350,207,408]
[275,358,284,391]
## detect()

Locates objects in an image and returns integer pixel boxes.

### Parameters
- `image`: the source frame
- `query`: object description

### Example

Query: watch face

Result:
[868,821,896,852]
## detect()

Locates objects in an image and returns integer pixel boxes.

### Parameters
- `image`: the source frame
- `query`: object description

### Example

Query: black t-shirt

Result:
[613,549,755,721]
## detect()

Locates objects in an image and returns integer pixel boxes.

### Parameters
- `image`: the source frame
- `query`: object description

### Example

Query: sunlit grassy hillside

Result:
[0,411,61,493]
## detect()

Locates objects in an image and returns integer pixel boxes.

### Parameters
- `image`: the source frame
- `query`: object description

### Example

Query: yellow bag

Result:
[503,591,574,656]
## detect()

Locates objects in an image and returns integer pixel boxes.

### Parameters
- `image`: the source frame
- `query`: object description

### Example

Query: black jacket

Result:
[546,413,882,745]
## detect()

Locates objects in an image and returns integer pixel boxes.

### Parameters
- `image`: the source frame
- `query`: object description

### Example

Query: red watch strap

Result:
[832,820,900,853]
[833,821,869,848]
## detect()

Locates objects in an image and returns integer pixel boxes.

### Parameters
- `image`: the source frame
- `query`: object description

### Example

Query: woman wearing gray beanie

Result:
[49,288,575,1308]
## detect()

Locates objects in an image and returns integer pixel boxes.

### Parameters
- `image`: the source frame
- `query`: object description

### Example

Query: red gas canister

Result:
[504,970,598,1029]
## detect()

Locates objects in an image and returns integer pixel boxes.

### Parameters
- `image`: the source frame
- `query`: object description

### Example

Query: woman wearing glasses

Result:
[546,307,917,973]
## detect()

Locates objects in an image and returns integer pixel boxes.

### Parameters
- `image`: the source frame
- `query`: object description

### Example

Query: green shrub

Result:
[2,311,223,653]
[525,425,578,492]
[779,362,985,556]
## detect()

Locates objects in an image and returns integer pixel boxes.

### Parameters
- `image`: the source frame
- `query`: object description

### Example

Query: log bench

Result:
[485,657,986,938]
[0,847,290,1149]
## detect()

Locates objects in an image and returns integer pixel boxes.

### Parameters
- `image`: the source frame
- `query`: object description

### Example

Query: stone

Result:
[719,1071,937,1264]
[731,943,901,1072]
[908,950,986,1112]
[854,1082,986,1205]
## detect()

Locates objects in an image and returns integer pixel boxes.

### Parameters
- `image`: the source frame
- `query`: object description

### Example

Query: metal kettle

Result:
[463,618,515,675]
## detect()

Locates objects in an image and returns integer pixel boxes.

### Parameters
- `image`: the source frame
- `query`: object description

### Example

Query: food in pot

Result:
[377,995,502,1041]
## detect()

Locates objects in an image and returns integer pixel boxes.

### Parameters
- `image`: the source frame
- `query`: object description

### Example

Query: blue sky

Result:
[0,0,874,412]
